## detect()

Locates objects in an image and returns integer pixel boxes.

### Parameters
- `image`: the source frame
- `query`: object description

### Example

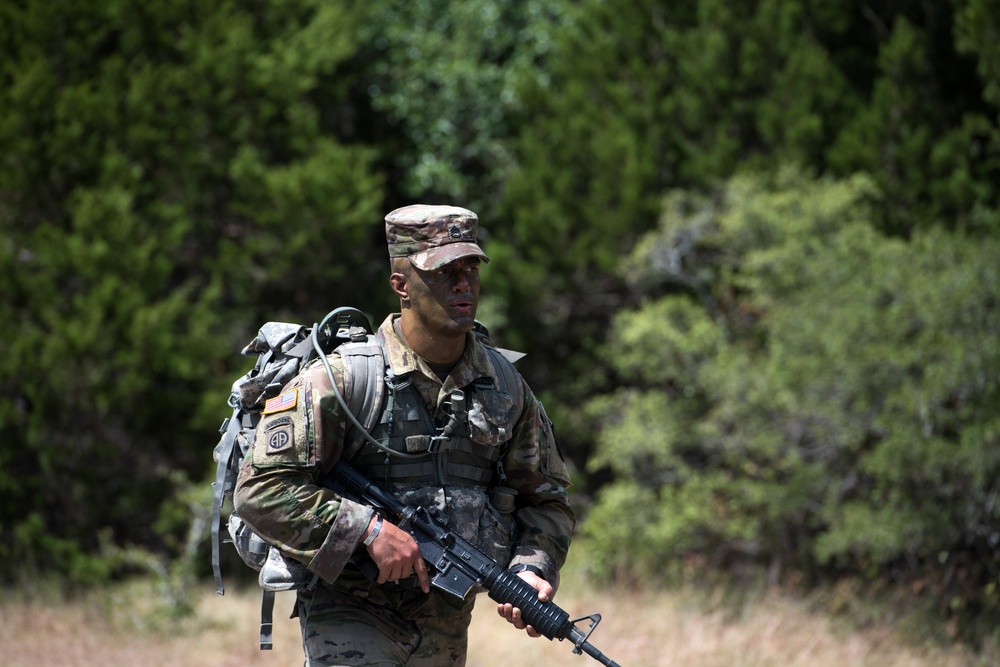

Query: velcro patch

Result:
[262,388,298,414]
[264,420,294,455]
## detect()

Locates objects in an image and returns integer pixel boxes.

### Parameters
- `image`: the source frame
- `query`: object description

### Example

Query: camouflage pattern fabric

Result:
[384,204,491,271]
[233,314,575,664]
[297,581,474,666]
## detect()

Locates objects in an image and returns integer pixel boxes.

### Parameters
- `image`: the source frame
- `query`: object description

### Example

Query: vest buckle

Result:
[426,435,455,454]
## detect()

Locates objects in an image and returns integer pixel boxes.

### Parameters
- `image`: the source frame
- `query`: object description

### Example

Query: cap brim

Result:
[408,243,490,271]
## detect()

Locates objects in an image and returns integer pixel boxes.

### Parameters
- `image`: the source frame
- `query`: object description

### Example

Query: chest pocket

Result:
[467,385,516,447]
[346,340,526,489]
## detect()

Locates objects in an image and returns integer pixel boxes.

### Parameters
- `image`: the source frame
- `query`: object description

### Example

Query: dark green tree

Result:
[493,0,860,469]
[488,0,1000,487]
[356,0,567,216]
[0,0,384,580]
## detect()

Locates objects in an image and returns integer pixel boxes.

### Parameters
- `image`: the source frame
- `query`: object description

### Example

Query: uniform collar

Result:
[377,314,497,389]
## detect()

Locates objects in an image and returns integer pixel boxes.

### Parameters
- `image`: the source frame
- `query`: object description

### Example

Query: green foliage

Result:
[583,168,1000,630]
[825,8,995,236]
[487,0,1000,478]
[0,0,384,581]
[494,0,1000,340]
[355,0,565,213]
[500,0,865,289]
[578,481,659,580]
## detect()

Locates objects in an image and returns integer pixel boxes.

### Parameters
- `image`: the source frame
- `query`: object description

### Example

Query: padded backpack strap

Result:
[339,335,388,459]
[482,343,525,417]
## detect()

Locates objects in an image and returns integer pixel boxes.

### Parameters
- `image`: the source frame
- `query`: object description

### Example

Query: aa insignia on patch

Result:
[264,419,294,455]
[262,387,298,415]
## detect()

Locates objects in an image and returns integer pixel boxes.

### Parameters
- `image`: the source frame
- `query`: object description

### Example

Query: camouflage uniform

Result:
[234,205,575,667]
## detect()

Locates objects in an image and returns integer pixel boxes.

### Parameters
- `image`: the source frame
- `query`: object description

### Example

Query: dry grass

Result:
[467,583,992,667]
[2,576,994,667]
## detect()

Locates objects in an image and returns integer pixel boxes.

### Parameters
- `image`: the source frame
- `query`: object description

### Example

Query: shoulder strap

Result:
[477,334,526,417]
[338,335,388,459]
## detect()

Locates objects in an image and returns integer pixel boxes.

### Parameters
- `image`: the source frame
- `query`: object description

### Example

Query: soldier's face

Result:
[402,257,481,338]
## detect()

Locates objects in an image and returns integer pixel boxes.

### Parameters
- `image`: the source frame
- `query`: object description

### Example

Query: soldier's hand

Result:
[496,570,553,638]
[365,517,430,593]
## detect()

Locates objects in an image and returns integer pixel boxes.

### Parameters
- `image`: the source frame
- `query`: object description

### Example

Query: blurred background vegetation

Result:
[2,0,998,647]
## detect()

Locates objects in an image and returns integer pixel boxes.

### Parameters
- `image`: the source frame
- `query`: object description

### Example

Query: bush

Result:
[583,167,1000,637]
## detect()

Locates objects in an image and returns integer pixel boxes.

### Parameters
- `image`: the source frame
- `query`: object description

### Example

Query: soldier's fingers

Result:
[498,603,530,630]
[497,602,515,623]
[380,561,401,584]
[415,559,431,593]
[536,580,553,602]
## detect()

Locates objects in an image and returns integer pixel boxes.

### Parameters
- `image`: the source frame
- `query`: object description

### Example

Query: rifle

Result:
[326,459,622,667]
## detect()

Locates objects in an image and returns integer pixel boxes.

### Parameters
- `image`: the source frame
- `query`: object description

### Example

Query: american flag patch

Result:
[262,388,298,414]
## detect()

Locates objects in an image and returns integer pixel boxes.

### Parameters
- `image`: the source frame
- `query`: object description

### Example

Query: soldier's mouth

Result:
[449,297,475,314]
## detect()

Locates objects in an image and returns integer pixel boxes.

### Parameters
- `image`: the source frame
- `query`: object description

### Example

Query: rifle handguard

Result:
[487,568,570,639]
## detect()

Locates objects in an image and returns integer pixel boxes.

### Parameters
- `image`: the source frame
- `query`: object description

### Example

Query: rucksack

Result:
[211,307,379,649]
[211,306,525,649]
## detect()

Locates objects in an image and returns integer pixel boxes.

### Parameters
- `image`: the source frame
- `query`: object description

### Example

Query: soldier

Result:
[234,204,576,666]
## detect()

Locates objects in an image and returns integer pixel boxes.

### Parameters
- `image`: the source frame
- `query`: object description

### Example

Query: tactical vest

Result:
[338,332,526,491]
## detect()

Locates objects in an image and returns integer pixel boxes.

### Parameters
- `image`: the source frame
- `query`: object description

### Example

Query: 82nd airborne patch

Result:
[264,416,294,455]
[261,388,298,455]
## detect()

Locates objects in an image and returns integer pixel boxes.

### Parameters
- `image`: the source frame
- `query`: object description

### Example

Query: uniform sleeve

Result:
[503,383,576,590]
[233,357,373,584]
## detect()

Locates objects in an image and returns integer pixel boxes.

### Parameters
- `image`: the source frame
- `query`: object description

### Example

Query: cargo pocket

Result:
[467,389,516,447]
[478,491,516,566]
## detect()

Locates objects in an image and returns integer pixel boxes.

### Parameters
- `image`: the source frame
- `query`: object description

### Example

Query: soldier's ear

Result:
[390,271,409,302]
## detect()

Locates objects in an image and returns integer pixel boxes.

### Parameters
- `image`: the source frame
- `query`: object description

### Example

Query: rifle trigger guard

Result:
[567,613,602,655]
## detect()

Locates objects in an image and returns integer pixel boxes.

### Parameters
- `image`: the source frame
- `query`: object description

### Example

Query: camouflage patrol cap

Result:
[385,204,490,271]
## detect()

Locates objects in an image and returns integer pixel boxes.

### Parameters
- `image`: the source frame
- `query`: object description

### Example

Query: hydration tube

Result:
[310,307,425,460]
